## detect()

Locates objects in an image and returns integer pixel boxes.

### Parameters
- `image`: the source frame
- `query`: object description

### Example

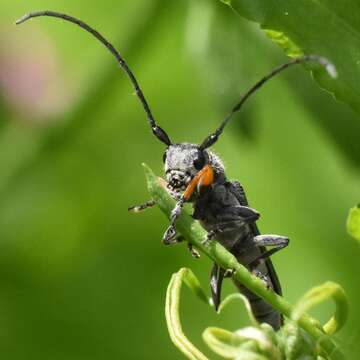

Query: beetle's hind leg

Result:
[250,235,289,266]
[210,263,225,310]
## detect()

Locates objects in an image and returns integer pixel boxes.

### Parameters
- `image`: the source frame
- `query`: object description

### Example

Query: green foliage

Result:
[204,325,282,360]
[164,267,347,360]
[1,1,360,359]
[292,282,348,336]
[347,205,360,242]
[222,0,360,113]
[165,268,209,360]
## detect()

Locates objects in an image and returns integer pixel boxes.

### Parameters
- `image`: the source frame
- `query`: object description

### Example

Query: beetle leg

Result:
[233,206,260,222]
[202,213,257,244]
[210,263,225,311]
[163,196,186,244]
[209,264,237,311]
[188,243,201,258]
[252,268,272,290]
[203,229,218,243]
[128,199,156,212]
[163,225,179,245]
[224,268,235,277]
[164,165,215,245]
[215,206,260,225]
[249,235,289,266]
[203,221,240,245]
[132,201,258,246]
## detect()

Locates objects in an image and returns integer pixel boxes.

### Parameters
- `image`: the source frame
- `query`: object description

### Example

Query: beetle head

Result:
[163,143,224,194]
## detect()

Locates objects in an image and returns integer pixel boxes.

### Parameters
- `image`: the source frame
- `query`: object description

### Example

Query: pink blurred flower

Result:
[0,25,75,122]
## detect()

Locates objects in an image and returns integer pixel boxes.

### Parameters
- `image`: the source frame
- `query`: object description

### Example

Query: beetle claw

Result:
[162,225,177,245]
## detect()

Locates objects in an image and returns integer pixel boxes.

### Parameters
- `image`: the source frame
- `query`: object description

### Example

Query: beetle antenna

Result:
[16,10,172,146]
[200,55,337,150]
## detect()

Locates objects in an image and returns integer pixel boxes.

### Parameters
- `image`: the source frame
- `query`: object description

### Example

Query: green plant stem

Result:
[143,164,344,360]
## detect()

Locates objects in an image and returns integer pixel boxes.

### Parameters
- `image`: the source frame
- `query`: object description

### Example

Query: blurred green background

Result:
[0,0,360,359]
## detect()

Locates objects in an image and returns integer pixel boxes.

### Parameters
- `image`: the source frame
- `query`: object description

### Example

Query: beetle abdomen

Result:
[233,263,283,330]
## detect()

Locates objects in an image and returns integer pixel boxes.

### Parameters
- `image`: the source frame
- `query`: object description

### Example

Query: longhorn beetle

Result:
[16,11,337,330]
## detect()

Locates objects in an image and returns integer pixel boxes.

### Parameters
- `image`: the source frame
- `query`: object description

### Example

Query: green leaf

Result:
[165,268,210,360]
[203,327,268,359]
[218,293,258,326]
[347,204,360,242]
[292,282,349,336]
[203,327,248,359]
[203,325,282,360]
[279,322,318,360]
[222,0,360,113]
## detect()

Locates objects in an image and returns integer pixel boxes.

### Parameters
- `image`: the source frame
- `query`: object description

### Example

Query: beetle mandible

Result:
[16,11,337,330]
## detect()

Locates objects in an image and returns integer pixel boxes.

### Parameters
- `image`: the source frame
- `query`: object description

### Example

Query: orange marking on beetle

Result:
[183,165,214,200]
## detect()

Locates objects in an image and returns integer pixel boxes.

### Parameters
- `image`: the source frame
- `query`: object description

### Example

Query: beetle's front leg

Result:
[128,199,156,212]
[165,165,215,245]
[163,196,186,244]
[163,226,177,244]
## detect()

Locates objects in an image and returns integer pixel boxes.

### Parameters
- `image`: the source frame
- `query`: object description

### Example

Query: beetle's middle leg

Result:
[205,220,243,244]
[203,206,260,244]
[167,234,200,258]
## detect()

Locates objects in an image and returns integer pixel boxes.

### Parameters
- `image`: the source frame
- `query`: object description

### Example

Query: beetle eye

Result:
[193,152,205,170]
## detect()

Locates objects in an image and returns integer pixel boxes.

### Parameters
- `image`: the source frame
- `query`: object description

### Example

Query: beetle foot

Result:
[162,225,177,245]
[252,269,271,290]
[201,230,216,245]
[224,269,235,278]
[188,243,200,258]
[128,199,156,212]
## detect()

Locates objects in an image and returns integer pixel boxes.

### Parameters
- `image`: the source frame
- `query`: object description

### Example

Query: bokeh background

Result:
[1,0,360,359]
